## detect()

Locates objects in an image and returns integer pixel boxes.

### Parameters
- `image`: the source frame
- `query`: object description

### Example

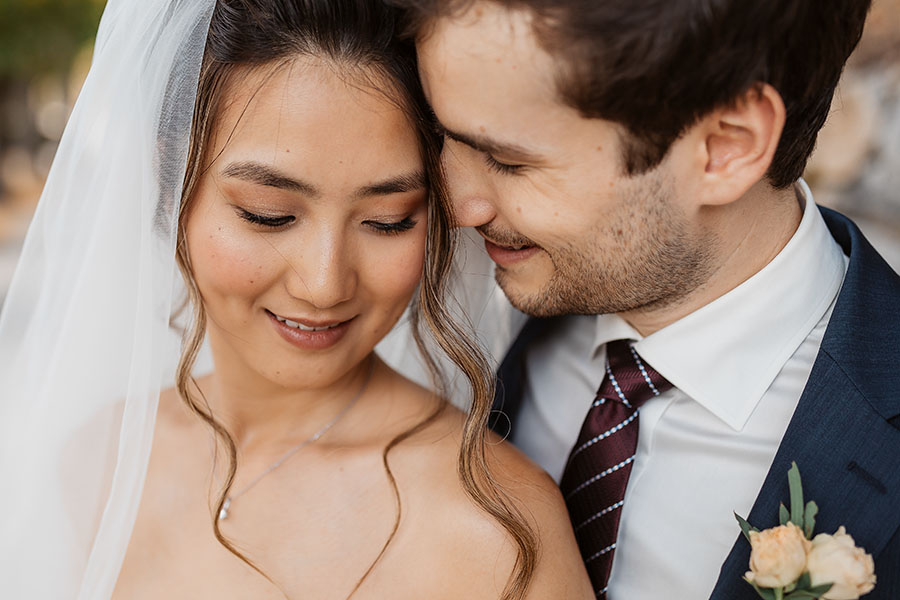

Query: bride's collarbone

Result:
[125,392,517,598]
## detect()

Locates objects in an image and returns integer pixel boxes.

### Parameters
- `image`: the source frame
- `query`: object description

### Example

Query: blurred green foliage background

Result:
[0,0,106,297]
[0,0,105,77]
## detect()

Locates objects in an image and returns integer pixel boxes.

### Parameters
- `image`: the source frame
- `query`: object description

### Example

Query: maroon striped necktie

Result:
[559,339,673,598]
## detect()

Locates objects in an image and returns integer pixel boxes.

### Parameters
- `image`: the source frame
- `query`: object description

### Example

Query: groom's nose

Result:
[441,141,498,228]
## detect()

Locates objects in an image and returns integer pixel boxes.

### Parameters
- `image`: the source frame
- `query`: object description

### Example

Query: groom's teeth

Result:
[275,314,339,331]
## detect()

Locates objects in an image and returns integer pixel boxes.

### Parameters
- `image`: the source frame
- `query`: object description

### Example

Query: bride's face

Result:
[185,60,427,390]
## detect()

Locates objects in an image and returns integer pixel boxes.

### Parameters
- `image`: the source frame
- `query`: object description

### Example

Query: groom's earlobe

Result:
[697,83,787,205]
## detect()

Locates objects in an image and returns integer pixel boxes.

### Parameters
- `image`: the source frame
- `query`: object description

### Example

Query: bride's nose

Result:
[283,226,357,309]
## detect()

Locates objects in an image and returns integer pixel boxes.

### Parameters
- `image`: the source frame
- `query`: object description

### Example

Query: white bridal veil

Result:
[0,0,516,597]
[0,0,215,596]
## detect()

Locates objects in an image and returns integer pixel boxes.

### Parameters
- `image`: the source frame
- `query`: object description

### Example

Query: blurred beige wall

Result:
[805,0,900,268]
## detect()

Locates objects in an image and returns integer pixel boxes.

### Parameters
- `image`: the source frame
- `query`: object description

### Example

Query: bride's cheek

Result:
[374,234,426,303]
[189,225,282,298]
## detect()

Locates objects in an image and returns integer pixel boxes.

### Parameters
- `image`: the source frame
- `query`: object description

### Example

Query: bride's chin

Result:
[207,311,386,393]
[253,347,377,392]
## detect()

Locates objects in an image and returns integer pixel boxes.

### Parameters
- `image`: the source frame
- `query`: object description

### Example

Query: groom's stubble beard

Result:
[495,173,719,318]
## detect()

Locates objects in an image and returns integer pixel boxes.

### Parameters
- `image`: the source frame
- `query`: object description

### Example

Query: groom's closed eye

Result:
[435,123,542,169]
[483,153,526,175]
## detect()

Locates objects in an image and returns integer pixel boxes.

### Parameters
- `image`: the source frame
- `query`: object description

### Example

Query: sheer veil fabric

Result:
[0,0,512,597]
[0,0,215,596]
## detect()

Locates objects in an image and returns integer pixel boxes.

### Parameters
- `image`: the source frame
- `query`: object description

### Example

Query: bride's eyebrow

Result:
[220,161,425,199]
[221,161,319,196]
[355,171,426,198]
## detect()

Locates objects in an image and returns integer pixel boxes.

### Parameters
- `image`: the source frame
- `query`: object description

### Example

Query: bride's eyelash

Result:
[237,208,416,235]
[484,153,524,175]
[237,208,294,228]
[364,216,418,235]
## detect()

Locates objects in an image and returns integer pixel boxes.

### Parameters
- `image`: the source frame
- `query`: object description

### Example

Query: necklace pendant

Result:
[218,497,231,521]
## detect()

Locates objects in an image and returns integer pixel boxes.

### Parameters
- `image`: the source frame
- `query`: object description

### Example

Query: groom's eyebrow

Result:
[437,124,543,162]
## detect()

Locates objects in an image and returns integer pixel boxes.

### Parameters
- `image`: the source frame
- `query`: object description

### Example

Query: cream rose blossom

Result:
[807,526,876,600]
[745,522,811,588]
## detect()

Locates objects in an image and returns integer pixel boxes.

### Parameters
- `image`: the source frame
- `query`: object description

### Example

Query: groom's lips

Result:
[483,238,541,267]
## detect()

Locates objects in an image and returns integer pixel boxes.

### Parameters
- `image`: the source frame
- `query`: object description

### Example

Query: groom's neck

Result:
[620,182,803,336]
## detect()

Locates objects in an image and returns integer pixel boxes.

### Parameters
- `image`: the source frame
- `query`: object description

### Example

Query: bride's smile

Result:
[266,309,354,351]
[268,312,347,331]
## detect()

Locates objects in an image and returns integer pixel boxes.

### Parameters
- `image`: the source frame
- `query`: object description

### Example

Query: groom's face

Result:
[417,2,715,317]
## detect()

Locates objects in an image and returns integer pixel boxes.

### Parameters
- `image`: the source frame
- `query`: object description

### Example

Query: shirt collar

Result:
[591,180,847,431]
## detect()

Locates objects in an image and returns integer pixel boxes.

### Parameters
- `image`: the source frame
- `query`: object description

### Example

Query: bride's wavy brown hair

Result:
[173,0,537,597]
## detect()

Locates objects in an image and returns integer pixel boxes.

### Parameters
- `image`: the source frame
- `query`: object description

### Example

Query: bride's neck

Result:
[201,354,376,454]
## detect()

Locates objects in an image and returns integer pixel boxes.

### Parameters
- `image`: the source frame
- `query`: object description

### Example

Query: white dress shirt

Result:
[513,181,849,599]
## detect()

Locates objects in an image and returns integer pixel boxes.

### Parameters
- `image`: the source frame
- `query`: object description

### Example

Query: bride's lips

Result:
[266,310,354,350]
[483,238,541,267]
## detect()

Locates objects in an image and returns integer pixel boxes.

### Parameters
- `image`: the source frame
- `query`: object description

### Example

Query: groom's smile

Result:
[476,224,541,267]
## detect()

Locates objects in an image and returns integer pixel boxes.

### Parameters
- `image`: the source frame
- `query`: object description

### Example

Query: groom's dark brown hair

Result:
[395,0,871,188]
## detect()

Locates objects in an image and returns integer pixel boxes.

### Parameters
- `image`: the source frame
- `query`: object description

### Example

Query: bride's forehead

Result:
[216,59,401,122]
[201,58,423,191]
[210,58,417,149]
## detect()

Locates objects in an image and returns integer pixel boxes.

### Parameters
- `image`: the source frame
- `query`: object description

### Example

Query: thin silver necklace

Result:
[218,358,375,521]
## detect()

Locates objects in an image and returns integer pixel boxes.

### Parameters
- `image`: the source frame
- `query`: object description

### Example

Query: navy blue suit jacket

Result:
[493,207,900,598]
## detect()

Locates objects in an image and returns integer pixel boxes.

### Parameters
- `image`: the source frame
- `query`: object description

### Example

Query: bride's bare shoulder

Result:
[484,434,595,599]
[386,382,593,599]
[155,376,213,429]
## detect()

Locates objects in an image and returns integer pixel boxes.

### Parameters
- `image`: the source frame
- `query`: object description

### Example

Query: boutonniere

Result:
[734,462,876,600]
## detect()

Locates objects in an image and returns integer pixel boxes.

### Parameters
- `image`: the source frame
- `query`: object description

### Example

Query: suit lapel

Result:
[490,316,561,437]
[711,208,900,599]
[710,360,900,599]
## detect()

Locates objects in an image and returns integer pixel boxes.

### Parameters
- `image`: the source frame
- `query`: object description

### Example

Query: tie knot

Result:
[599,339,673,409]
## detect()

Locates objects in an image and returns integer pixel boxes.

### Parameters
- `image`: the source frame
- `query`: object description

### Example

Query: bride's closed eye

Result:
[236,206,418,236]
[235,207,295,229]
[363,216,418,235]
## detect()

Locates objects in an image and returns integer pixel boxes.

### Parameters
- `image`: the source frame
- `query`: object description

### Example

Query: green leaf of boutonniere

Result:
[803,501,818,539]
[779,503,790,526]
[784,582,834,598]
[745,579,777,600]
[735,511,758,542]
[788,462,805,528]
[784,591,820,599]
[807,583,835,596]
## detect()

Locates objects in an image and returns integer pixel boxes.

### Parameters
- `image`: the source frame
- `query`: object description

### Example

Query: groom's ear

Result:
[688,83,786,206]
